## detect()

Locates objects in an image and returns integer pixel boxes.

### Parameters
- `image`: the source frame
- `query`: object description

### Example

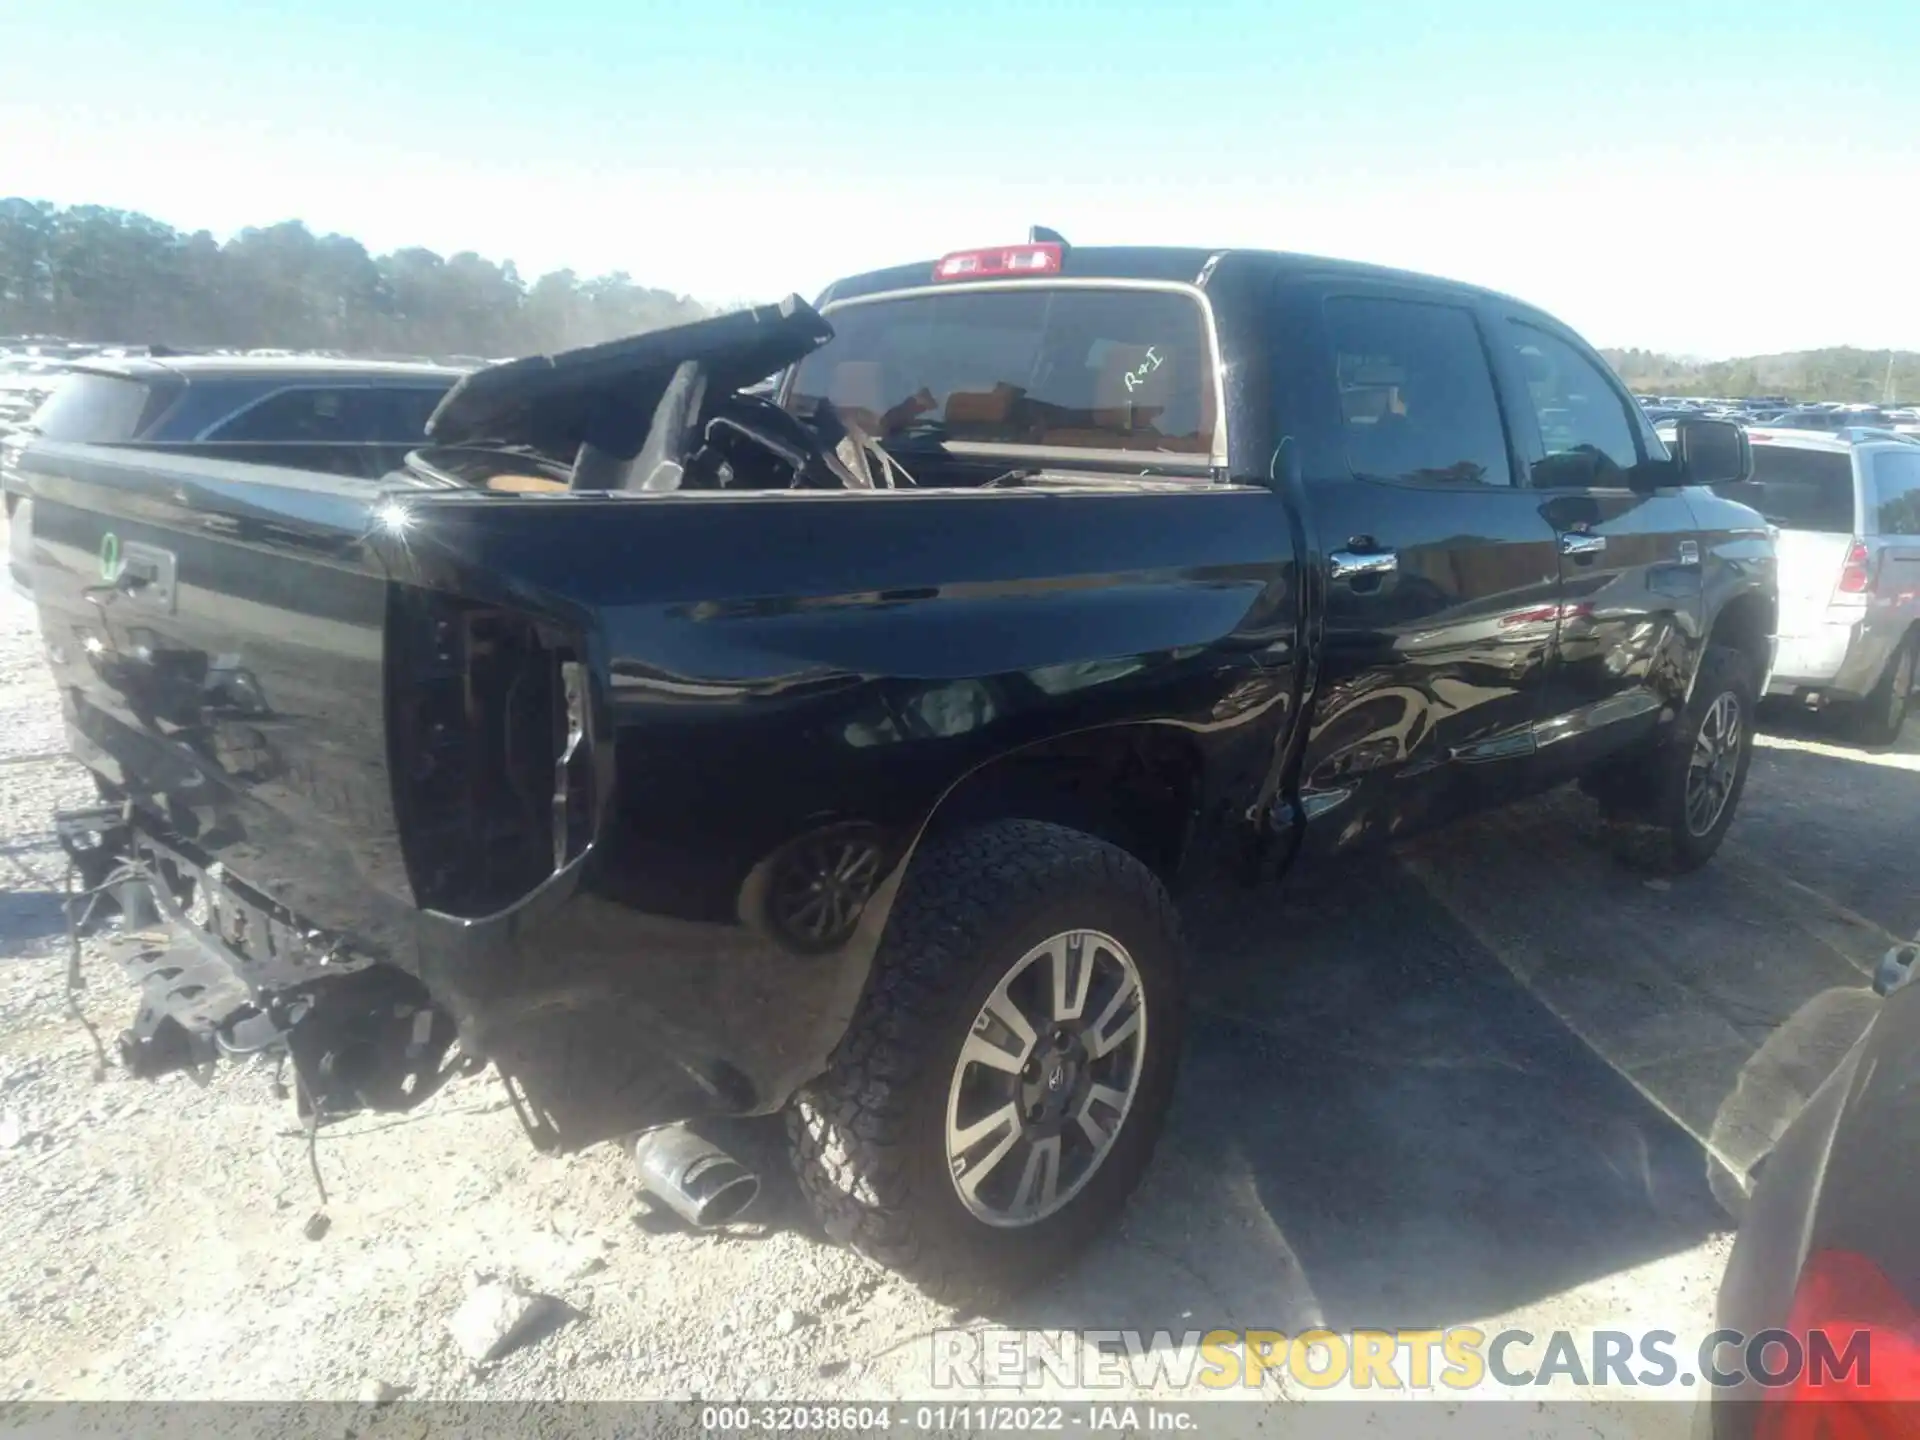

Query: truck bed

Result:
[16,432,1305,1144]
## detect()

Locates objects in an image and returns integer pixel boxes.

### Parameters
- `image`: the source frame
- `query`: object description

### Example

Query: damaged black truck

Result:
[15,240,1775,1302]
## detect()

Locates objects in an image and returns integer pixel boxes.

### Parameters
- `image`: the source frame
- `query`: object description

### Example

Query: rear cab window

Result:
[786,285,1220,469]
[30,370,180,442]
[1322,296,1513,487]
[1714,442,1857,533]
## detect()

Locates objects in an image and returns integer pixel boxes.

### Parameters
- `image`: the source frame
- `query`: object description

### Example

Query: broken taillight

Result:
[387,588,590,917]
[1837,541,1874,597]
[933,243,1063,281]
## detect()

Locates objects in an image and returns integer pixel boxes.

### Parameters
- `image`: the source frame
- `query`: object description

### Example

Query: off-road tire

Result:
[786,819,1185,1306]
[1850,633,1916,749]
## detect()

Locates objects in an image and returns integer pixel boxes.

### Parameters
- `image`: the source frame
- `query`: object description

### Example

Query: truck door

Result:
[1483,312,1706,779]
[1278,284,1564,855]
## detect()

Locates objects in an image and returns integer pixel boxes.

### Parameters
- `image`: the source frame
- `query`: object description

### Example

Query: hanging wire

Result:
[60,856,142,1083]
[293,1067,330,1209]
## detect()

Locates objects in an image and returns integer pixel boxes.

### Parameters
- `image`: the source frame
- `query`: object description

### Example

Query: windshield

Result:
[1713,443,1855,532]
[787,286,1218,461]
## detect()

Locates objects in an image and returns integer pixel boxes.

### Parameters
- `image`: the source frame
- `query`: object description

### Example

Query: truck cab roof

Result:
[818,245,1525,311]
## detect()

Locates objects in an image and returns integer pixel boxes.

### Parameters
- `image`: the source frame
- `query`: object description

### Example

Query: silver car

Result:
[1717,426,1920,743]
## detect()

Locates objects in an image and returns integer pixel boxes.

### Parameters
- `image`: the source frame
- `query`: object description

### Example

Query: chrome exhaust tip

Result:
[631,1124,759,1228]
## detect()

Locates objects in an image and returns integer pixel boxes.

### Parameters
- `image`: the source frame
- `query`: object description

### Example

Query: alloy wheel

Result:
[1685,691,1744,837]
[944,929,1147,1228]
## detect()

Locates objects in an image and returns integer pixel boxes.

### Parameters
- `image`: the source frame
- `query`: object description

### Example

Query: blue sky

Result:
[4,0,1915,356]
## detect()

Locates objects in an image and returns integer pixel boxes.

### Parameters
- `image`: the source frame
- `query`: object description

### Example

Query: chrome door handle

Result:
[1329,548,1398,581]
[1560,532,1608,557]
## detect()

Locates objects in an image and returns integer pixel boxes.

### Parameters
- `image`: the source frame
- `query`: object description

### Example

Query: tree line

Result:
[1601,345,1920,405]
[4,200,1909,393]
[0,199,708,359]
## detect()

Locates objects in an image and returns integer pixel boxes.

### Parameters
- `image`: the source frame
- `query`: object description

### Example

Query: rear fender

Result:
[374,482,1304,1140]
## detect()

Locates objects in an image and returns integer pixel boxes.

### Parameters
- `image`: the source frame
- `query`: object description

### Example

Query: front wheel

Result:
[787,820,1185,1306]
[1589,643,1758,874]
[1650,644,1759,873]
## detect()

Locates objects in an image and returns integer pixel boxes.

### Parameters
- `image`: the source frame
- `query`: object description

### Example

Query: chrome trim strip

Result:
[940,439,1213,475]
[1532,689,1664,748]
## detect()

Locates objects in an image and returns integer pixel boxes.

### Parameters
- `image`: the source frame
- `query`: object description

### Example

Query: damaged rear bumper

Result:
[56,798,883,1153]
[61,806,460,1115]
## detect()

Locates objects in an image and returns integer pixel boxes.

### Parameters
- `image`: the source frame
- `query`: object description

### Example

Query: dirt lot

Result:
[3,515,1915,1413]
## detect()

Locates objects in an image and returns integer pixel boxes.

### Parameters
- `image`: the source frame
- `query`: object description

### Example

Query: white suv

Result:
[1713,427,1920,744]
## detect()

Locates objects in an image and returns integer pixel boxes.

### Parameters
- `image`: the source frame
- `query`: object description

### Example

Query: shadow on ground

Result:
[1756,696,1917,757]
[407,717,1920,1351]
[0,888,66,950]
[1743,709,1920,940]
[990,739,1915,1339]
[989,847,1728,1339]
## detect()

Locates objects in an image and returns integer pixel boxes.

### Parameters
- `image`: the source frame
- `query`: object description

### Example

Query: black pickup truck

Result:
[14,239,1775,1302]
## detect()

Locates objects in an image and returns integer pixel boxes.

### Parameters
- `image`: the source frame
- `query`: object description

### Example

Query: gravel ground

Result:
[2,510,1914,1416]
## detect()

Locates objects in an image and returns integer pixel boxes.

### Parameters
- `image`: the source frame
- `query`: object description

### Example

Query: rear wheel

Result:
[787,820,1185,1305]
[1851,635,1916,748]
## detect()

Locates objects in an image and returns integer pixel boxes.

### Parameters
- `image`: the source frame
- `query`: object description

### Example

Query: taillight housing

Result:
[1837,541,1874,598]
[933,243,1063,281]
[386,586,593,917]
[1755,1249,1920,1438]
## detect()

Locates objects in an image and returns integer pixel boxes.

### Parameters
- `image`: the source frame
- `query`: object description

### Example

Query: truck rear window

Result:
[1713,444,1854,533]
[30,371,173,442]
[787,287,1218,460]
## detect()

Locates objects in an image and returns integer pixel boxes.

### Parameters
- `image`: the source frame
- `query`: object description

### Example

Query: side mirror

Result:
[1672,417,1752,487]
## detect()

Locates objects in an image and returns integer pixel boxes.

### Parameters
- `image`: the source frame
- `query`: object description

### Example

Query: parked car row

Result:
[1639,395,1798,426]
[2,341,250,439]
[1639,394,1920,433]
[2,351,466,543]
[1644,415,1920,742]
[0,339,122,436]
[0,338,491,448]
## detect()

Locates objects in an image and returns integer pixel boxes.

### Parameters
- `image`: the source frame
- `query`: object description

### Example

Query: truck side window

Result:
[1323,297,1512,487]
[1873,451,1920,536]
[1503,324,1640,488]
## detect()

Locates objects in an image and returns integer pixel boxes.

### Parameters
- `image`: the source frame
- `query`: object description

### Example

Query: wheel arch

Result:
[916,722,1208,884]
[1704,585,1777,693]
